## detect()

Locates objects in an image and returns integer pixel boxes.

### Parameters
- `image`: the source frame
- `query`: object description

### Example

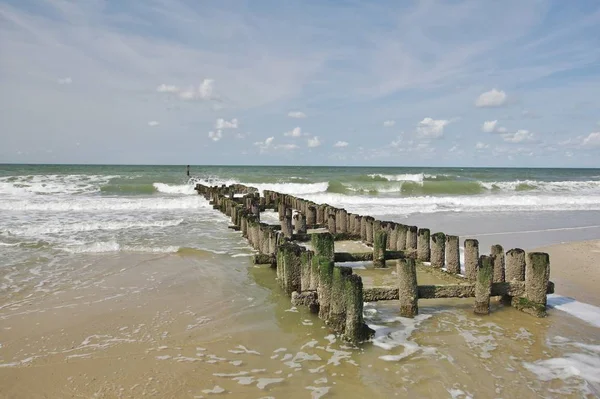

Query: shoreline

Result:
[534,239,600,306]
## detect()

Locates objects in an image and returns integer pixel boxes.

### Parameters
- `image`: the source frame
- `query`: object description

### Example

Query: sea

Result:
[1,164,600,398]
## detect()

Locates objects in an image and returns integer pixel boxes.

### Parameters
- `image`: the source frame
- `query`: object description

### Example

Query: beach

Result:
[1,165,600,398]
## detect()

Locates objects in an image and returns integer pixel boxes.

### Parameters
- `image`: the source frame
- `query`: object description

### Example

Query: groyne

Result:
[195,183,554,343]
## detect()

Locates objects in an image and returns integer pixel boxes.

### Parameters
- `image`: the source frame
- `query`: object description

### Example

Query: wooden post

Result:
[430,232,445,268]
[474,255,493,315]
[329,266,353,333]
[389,223,398,251]
[397,258,418,317]
[417,228,430,261]
[406,226,418,252]
[344,274,374,343]
[445,235,460,274]
[318,259,334,320]
[373,230,388,268]
[397,224,408,251]
[327,212,337,234]
[516,252,550,317]
[464,239,479,281]
[491,244,505,283]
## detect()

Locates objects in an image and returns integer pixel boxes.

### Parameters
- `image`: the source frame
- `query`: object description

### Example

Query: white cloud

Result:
[288,111,306,118]
[284,127,303,137]
[156,84,179,93]
[482,120,498,133]
[416,117,450,139]
[158,79,215,101]
[254,137,298,152]
[57,77,72,85]
[475,89,507,107]
[383,120,396,127]
[582,132,600,147]
[334,141,349,147]
[279,143,299,150]
[496,126,507,133]
[308,136,321,148]
[208,130,223,141]
[215,118,238,129]
[148,121,159,127]
[475,142,489,150]
[502,129,534,143]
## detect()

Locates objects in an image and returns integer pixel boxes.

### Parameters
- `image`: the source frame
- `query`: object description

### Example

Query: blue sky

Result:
[0,0,599,167]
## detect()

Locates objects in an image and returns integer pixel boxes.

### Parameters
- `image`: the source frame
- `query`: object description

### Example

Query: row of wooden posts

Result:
[196,184,554,342]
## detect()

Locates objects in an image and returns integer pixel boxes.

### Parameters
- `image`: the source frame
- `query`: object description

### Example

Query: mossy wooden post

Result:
[268,228,278,257]
[318,259,334,320]
[294,213,307,234]
[517,252,550,317]
[491,245,505,283]
[406,226,418,252]
[329,266,353,333]
[250,200,260,221]
[417,228,431,261]
[260,224,271,254]
[278,243,302,295]
[307,205,317,228]
[464,239,479,281]
[445,235,460,274]
[344,274,374,343]
[431,232,446,268]
[474,255,493,315]
[373,230,388,268]
[397,224,408,251]
[373,220,382,242]
[311,232,335,262]
[389,223,398,251]
[300,250,313,292]
[366,217,374,244]
[282,208,293,239]
[327,212,337,234]
[397,258,418,317]
[240,214,248,238]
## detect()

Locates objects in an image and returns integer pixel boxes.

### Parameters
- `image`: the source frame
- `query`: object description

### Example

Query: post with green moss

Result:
[329,266,353,333]
[474,255,493,315]
[417,228,431,261]
[464,239,479,281]
[282,208,293,239]
[516,252,550,317]
[491,245,505,283]
[445,235,460,274]
[260,224,271,254]
[431,232,446,268]
[300,250,313,292]
[344,274,375,343]
[318,259,335,320]
[373,230,388,268]
[397,258,418,317]
[277,243,302,295]
[360,216,367,241]
[311,232,335,262]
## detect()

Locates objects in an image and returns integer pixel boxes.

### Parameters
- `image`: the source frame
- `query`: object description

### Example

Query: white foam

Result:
[61,242,180,254]
[7,219,184,236]
[369,173,424,183]
[547,295,600,328]
[153,183,197,195]
[254,182,329,196]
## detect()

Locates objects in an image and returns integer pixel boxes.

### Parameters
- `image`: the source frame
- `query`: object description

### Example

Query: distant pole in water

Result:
[186,165,190,177]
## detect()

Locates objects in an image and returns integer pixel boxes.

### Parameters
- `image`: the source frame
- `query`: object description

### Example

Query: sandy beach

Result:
[536,239,600,307]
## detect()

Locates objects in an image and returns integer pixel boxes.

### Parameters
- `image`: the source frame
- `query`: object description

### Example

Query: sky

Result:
[0,0,599,167]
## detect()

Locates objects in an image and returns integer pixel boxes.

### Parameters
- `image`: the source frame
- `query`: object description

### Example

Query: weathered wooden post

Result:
[306,205,317,228]
[417,228,431,261]
[474,255,493,315]
[430,232,445,268]
[318,259,334,320]
[516,252,550,317]
[327,212,337,234]
[311,232,335,262]
[505,248,526,281]
[294,213,307,234]
[337,209,348,234]
[491,245,505,283]
[389,223,398,251]
[360,216,367,241]
[282,208,293,239]
[365,217,374,244]
[329,266,353,333]
[344,274,374,343]
[277,242,302,295]
[397,258,418,317]
[445,235,460,274]
[373,230,388,268]
[300,250,313,292]
[406,226,418,252]
[317,204,327,225]
[464,239,479,281]
[397,224,408,251]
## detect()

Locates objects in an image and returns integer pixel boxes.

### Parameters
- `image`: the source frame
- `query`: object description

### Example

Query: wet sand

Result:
[2,249,600,398]
[535,239,600,307]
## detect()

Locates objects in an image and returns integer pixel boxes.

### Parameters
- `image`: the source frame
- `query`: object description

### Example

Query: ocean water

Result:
[1,164,600,398]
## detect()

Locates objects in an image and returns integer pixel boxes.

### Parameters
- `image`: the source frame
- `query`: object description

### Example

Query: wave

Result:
[100,183,156,195]
[7,219,185,236]
[0,197,210,212]
[153,183,197,195]
[61,242,181,254]
[0,174,117,196]
[367,173,424,183]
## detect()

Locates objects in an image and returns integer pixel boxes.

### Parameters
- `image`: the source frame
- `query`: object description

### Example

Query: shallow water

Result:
[1,165,600,397]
